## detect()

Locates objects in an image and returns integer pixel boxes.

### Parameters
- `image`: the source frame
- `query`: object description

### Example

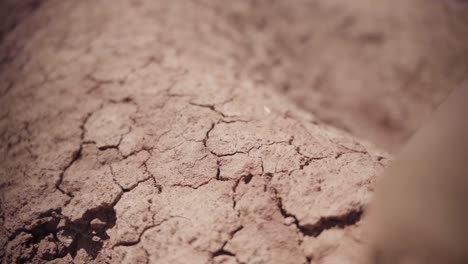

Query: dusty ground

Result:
[0,0,467,263]
[226,0,468,151]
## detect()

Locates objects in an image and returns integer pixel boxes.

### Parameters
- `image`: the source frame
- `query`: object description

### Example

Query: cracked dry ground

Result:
[0,0,440,263]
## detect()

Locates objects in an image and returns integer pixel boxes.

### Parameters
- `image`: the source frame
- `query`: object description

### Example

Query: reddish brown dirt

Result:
[205,0,468,151]
[0,1,466,263]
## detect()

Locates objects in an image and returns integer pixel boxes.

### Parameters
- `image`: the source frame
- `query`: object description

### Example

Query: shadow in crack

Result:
[65,206,117,259]
[7,206,117,262]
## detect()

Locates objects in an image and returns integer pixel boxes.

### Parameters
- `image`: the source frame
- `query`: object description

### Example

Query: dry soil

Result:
[0,1,467,263]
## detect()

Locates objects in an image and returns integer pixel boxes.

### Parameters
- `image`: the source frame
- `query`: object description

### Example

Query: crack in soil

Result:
[274,187,363,237]
[211,225,244,260]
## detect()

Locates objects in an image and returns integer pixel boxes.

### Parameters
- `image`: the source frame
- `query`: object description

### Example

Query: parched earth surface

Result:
[228,0,468,151]
[0,0,466,263]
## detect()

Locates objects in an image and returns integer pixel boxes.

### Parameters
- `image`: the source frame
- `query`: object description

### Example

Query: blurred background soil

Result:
[209,0,468,152]
[0,0,42,41]
[2,0,468,152]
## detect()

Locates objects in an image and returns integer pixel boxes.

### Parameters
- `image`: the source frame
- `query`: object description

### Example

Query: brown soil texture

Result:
[226,0,468,151]
[0,1,466,263]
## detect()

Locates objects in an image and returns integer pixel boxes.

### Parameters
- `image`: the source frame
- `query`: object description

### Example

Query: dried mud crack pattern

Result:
[1,1,387,263]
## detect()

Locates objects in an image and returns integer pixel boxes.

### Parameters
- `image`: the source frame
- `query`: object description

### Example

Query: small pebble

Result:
[284,217,296,226]
[90,218,107,231]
